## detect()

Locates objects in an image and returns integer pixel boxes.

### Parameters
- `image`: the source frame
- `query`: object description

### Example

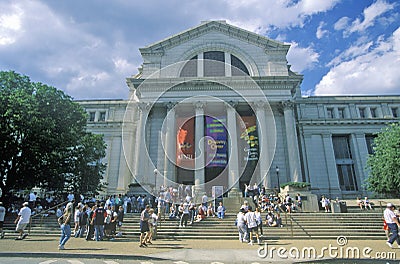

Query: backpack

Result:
[104,211,113,224]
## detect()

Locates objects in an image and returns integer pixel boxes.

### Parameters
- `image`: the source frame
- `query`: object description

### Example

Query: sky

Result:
[0,0,399,100]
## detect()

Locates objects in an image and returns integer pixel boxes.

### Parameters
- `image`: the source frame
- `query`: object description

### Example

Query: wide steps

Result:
[3,212,386,239]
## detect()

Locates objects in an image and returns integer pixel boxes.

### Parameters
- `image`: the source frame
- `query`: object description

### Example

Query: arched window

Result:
[204,51,225,77]
[180,55,197,77]
[179,52,250,77]
[231,54,249,76]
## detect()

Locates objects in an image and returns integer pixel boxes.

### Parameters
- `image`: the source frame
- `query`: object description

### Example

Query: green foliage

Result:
[366,123,400,197]
[280,182,311,188]
[0,71,107,196]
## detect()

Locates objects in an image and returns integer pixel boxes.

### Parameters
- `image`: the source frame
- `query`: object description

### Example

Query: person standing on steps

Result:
[0,202,6,239]
[384,203,400,248]
[139,205,151,247]
[244,206,260,245]
[14,202,31,240]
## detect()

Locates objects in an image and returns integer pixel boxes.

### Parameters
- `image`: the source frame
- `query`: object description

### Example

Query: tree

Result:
[366,122,400,197]
[64,133,107,195]
[0,71,107,197]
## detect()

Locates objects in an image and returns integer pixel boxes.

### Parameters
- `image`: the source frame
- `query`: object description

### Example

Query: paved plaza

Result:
[0,235,399,263]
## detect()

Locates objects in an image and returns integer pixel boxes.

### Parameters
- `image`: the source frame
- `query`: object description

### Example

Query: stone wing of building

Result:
[79,20,400,201]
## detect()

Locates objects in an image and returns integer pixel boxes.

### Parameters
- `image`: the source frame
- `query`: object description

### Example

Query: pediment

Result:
[139,20,289,55]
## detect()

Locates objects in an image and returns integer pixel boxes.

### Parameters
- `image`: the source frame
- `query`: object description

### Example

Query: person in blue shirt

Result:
[217,202,226,219]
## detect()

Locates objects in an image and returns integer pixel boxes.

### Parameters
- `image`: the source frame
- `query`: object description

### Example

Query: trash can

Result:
[331,202,341,213]
[339,201,347,213]
[331,201,347,213]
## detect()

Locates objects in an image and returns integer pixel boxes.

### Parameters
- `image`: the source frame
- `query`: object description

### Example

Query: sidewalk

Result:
[0,235,399,262]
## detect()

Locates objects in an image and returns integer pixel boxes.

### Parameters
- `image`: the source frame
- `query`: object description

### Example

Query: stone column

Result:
[198,53,204,77]
[134,102,151,185]
[352,133,369,194]
[226,101,241,197]
[254,101,271,188]
[321,133,341,196]
[282,101,302,183]
[194,102,205,200]
[163,102,176,187]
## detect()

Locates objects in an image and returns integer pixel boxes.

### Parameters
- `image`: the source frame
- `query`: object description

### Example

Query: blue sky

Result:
[0,0,399,99]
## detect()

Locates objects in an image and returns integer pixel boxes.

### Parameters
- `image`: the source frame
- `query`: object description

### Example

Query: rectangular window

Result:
[89,112,95,122]
[99,111,106,122]
[338,108,345,118]
[370,108,377,118]
[358,108,365,118]
[391,107,398,118]
[336,164,357,192]
[365,135,376,155]
[332,136,358,191]
[326,108,333,118]
[204,51,225,77]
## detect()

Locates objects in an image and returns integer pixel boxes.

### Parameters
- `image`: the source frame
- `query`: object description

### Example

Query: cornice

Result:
[139,21,289,55]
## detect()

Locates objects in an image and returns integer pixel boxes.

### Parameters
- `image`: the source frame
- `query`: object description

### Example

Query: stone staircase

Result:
[3,210,385,240]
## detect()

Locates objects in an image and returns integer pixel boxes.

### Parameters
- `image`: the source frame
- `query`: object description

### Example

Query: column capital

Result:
[194,101,205,111]
[226,100,238,108]
[137,102,151,112]
[253,100,268,110]
[282,100,295,110]
[321,132,332,139]
[165,101,177,110]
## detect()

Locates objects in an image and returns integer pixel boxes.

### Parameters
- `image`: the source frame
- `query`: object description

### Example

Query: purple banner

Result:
[205,116,227,167]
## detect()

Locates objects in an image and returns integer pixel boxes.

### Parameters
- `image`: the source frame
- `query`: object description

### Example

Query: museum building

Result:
[78,21,400,199]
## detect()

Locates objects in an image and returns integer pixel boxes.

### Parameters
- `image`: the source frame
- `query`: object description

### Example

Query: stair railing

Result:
[275,202,312,238]
[28,200,70,233]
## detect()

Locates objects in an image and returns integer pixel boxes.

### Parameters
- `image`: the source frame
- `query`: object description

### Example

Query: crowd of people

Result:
[1,186,397,251]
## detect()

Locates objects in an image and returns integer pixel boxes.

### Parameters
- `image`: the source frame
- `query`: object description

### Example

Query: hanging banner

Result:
[239,116,259,161]
[176,117,195,169]
[205,116,227,167]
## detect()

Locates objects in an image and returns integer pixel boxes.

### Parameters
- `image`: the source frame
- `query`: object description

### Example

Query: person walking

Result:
[384,203,400,248]
[58,203,72,250]
[244,206,260,245]
[0,202,6,239]
[139,205,151,247]
[236,208,248,243]
[14,202,31,240]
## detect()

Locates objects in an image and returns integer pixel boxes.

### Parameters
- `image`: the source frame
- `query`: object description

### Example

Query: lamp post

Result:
[153,169,158,195]
[275,166,280,193]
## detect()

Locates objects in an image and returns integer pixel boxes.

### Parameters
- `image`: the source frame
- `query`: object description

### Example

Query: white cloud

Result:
[0,3,23,45]
[316,21,328,39]
[0,0,134,99]
[334,17,350,31]
[344,0,395,36]
[315,27,400,95]
[287,42,319,73]
[327,40,374,67]
[223,0,340,31]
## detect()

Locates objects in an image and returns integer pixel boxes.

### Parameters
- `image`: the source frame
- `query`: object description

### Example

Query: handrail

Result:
[28,200,70,233]
[275,202,312,238]
[378,200,387,213]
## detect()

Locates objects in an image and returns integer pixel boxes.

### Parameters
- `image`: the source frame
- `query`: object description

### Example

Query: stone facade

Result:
[78,21,400,199]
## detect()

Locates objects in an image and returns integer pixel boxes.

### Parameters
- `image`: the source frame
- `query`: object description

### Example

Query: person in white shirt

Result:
[384,203,400,248]
[244,206,260,245]
[0,202,6,239]
[201,194,208,207]
[179,202,190,227]
[236,208,247,242]
[14,202,31,240]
